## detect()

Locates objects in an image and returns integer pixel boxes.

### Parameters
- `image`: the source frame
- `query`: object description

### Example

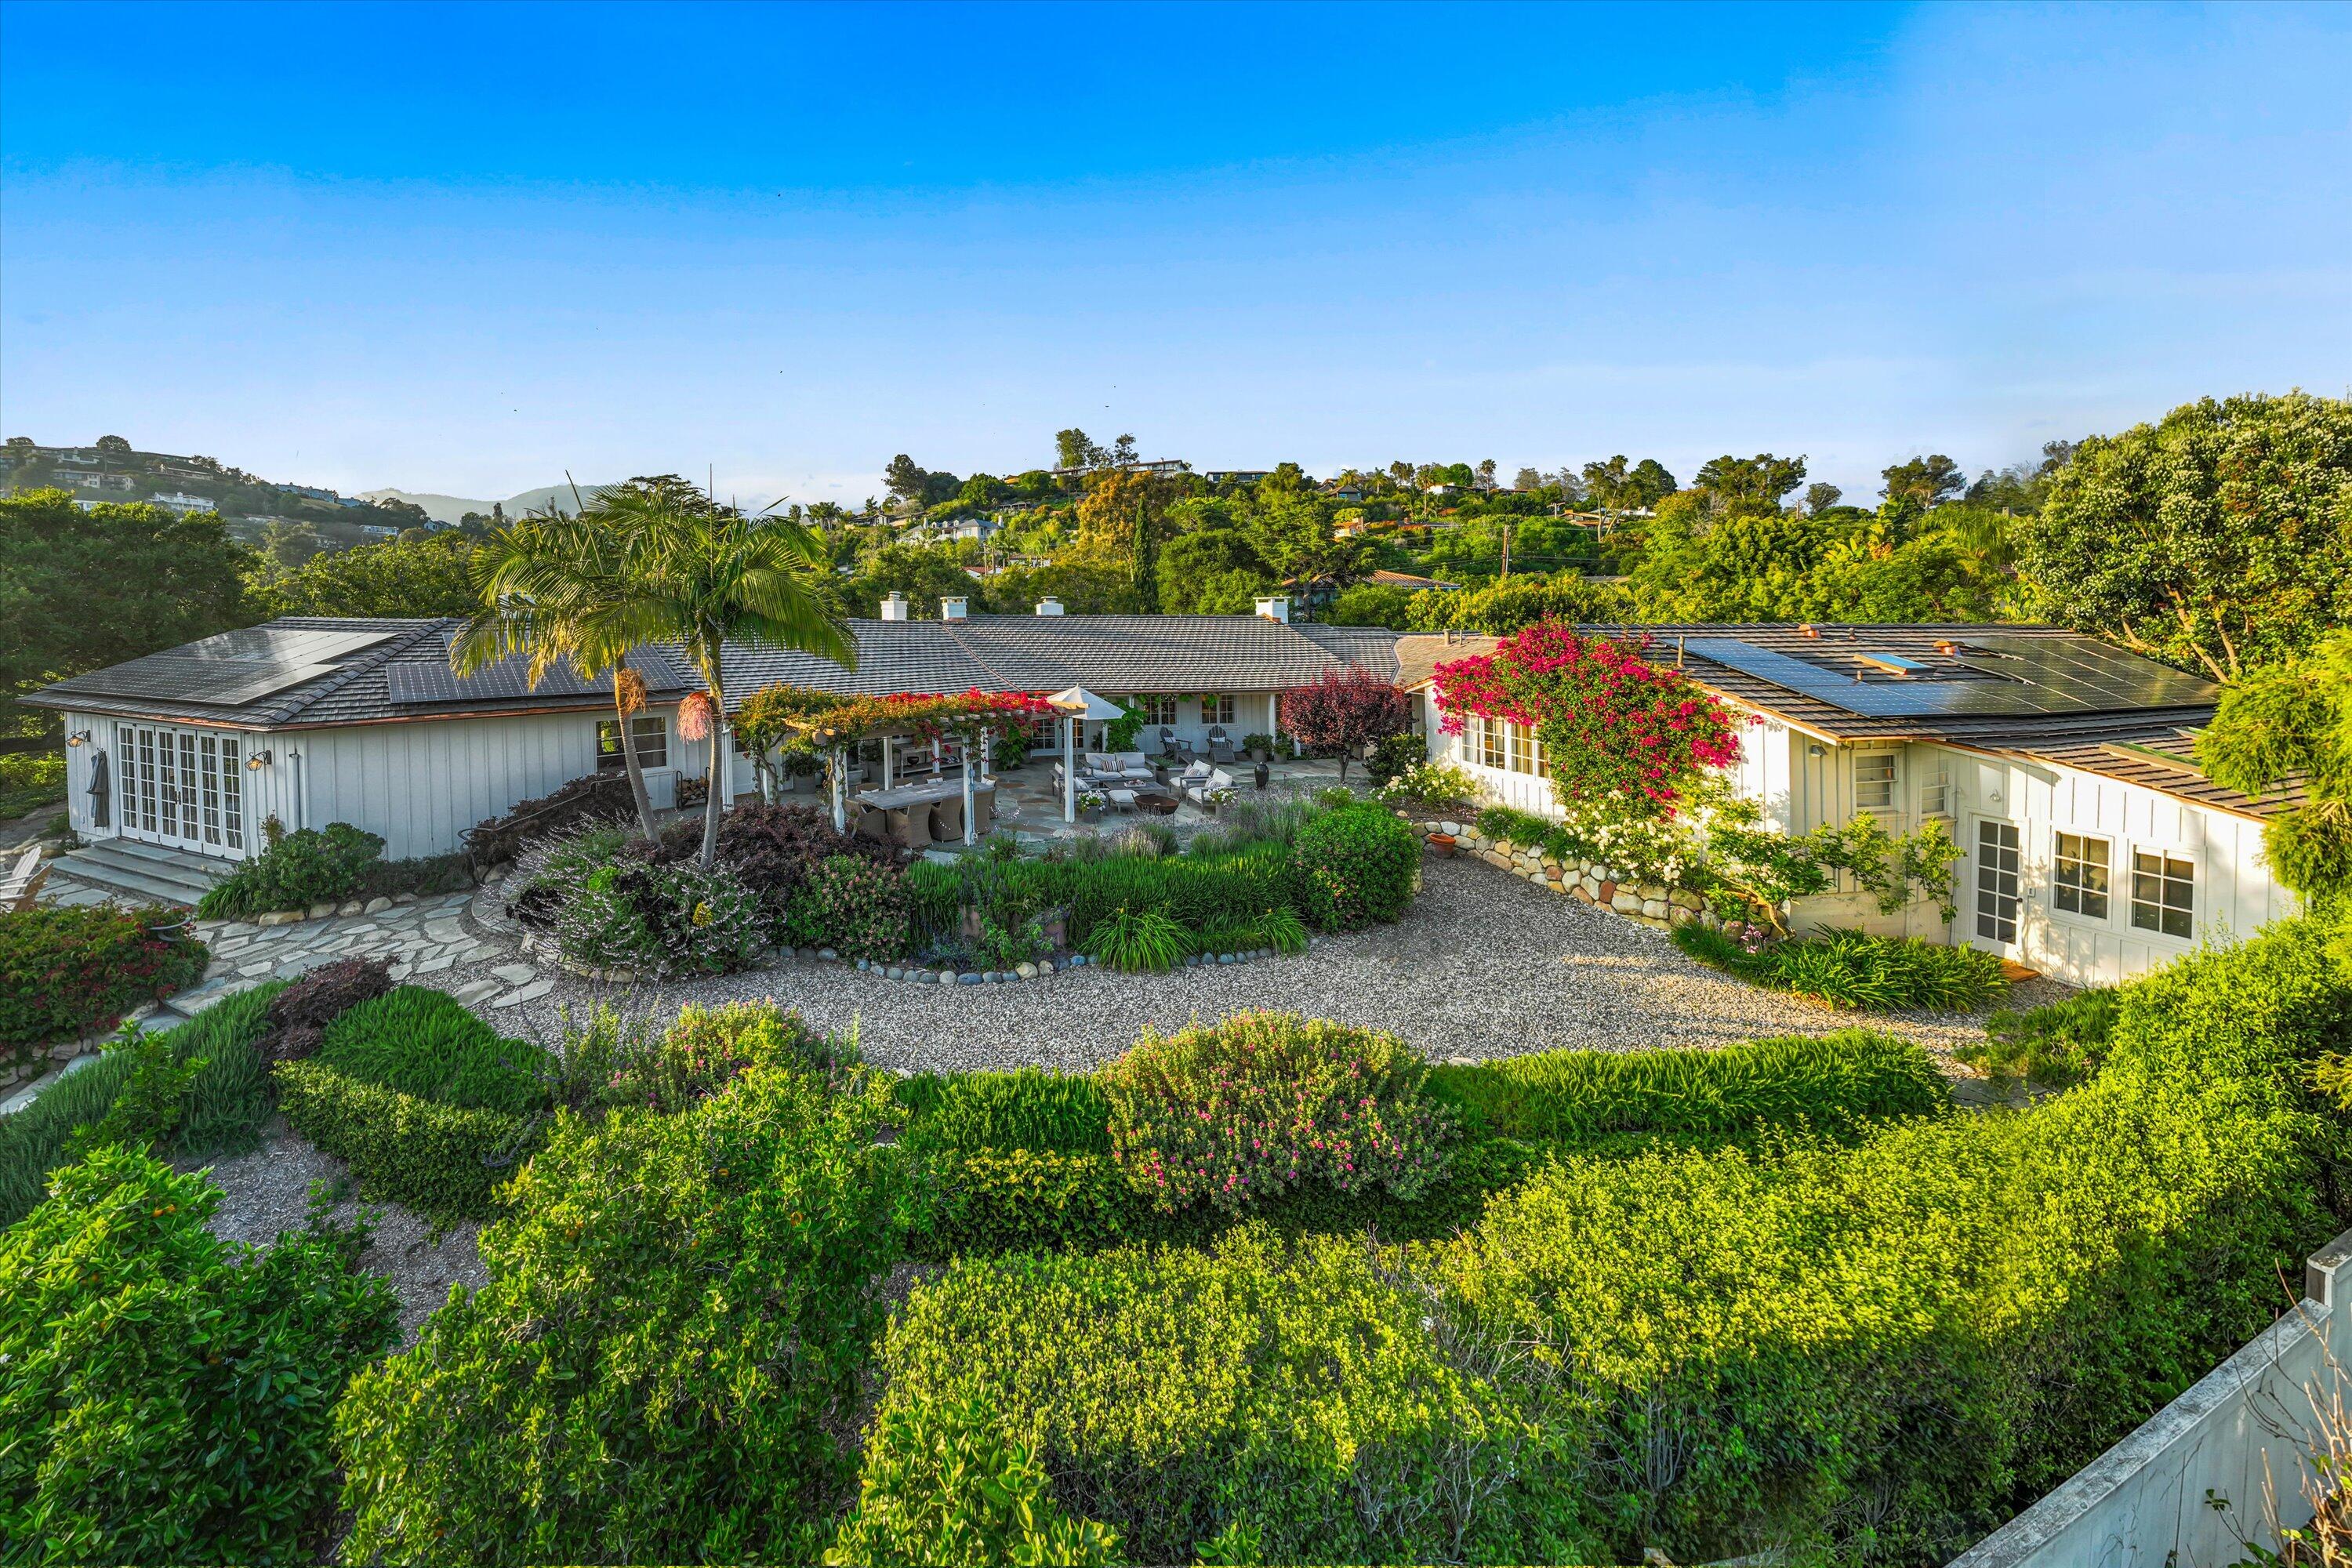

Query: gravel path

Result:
[481,852,2065,1076]
[181,1120,488,1344]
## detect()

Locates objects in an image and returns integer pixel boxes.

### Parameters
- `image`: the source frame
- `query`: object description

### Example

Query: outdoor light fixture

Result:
[246,749,274,771]
[65,731,91,746]
[1808,743,1828,757]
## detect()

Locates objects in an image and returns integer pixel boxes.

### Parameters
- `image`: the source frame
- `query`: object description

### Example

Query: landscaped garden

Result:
[4,882,2348,1563]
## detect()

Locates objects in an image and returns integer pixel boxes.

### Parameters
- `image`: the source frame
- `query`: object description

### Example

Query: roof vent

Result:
[940,595,968,621]
[1796,623,1819,639]
[880,592,909,622]
[1255,595,1290,624]
[1035,597,1065,616]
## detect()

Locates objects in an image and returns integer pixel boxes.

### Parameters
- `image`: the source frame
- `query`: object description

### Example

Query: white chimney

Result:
[1034,597,1065,616]
[940,595,968,621]
[1255,595,1290,624]
[880,591,909,622]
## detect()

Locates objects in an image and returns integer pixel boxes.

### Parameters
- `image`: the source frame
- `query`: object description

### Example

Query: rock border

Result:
[242,891,424,929]
[1406,812,1720,933]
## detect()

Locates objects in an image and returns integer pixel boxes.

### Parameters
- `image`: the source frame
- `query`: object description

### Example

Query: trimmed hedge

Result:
[1287,804,1421,931]
[0,1147,397,1563]
[276,1061,542,1220]
[195,821,383,920]
[917,1148,1135,1260]
[318,987,551,1116]
[0,905,208,1060]
[899,1068,1113,1159]
[1425,1029,1948,1142]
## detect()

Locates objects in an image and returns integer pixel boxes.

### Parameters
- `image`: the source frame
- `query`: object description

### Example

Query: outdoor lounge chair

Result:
[1207,726,1236,764]
[930,794,964,841]
[1181,767,1236,807]
[1,846,47,913]
[1149,726,1178,758]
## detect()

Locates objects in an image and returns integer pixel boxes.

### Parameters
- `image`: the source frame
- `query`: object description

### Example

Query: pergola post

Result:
[830,746,847,834]
[1063,714,1076,824]
[961,739,977,846]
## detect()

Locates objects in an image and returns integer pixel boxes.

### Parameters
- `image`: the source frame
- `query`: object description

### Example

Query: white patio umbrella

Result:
[1047,686,1127,824]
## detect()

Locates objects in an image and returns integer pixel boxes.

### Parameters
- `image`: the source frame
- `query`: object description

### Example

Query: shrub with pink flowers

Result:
[1430,622,1742,822]
[1096,1011,1457,1215]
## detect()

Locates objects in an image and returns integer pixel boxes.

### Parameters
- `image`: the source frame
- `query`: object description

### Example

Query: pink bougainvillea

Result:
[1430,622,1741,816]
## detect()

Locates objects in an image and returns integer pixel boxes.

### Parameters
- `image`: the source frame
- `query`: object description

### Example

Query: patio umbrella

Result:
[1047,686,1126,824]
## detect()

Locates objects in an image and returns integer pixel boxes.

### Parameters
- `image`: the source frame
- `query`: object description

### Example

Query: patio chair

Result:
[1,846,47,913]
[855,805,891,844]
[1207,726,1236,764]
[887,805,931,851]
[1182,767,1236,807]
[1150,726,1178,758]
[971,786,996,834]
[931,794,965,841]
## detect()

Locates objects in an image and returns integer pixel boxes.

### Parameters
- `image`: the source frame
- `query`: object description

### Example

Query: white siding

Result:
[263,706,683,861]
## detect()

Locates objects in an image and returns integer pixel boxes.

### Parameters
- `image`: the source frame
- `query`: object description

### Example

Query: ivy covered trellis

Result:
[1432,622,1961,933]
[732,686,1059,834]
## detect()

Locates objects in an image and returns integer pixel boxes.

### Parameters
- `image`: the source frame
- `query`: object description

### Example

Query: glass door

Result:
[113,722,249,858]
[1973,818,2021,949]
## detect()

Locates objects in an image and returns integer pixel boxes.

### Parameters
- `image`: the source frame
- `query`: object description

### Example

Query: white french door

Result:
[116,723,249,859]
[1971,818,2021,956]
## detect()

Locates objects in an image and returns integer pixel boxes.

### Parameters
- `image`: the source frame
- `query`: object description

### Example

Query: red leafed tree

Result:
[1282,667,1411,780]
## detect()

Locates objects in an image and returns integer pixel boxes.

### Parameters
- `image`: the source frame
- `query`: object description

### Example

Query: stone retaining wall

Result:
[1404,814,1723,934]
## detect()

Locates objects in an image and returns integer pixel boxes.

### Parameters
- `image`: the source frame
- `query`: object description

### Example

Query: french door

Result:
[1973,818,2020,950]
[117,723,249,858]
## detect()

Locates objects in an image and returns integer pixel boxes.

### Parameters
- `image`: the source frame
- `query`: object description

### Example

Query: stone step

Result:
[49,839,234,908]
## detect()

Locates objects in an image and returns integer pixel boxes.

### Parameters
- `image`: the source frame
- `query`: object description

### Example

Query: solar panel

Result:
[386,645,692,706]
[1683,636,2218,720]
[55,626,399,708]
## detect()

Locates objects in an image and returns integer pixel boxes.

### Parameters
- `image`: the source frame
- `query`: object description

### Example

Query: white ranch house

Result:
[31,604,2296,986]
[1397,624,2299,986]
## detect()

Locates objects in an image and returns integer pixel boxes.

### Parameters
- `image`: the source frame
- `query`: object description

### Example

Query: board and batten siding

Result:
[260,707,681,861]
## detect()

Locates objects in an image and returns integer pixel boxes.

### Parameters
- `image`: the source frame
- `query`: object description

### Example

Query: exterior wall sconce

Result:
[246,749,274,771]
[66,731,92,746]
[1808,743,1828,757]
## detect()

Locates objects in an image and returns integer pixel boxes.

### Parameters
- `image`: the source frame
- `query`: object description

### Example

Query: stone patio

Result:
[154,890,518,1029]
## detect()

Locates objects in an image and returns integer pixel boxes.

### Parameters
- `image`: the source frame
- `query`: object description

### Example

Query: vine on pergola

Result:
[734,686,1058,756]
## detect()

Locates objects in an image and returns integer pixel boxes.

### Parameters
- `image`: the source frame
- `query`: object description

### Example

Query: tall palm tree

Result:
[452,503,664,838]
[588,476,856,866]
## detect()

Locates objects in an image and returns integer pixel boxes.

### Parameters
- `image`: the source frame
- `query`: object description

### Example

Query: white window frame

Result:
[1474,716,1507,771]
[1133,694,1178,728]
[1918,764,1951,817]
[1201,693,1236,726]
[1854,749,1899,811]
[1508,721,1541,776]
[597,714,668,771]
[1973,816,2022,947]
[2127,844,2197,942]
[2050,829,2114,924]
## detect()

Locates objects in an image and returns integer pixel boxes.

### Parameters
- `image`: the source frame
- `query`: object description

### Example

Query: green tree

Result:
[844,544,982,619]
[452,504,664,836]
[1054,428,1102,470]
[0,491,249,737]
[250,529,481,619]
[985,560,1143,615]
[884,454,928,504]
[1156,528,1271,614]
[1326,581,1414,629]
[1075,468,1183,601]
[93,434,132,458]
[1880,454,1967,510]
[1804,481,1844,516]
[2021,392,2352,678]
[1627,491,2003,624]
[2196,628,2352,902]
[1695,452,1808,507]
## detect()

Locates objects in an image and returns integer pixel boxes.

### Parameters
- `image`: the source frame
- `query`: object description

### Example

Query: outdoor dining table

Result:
[855,777,996,846]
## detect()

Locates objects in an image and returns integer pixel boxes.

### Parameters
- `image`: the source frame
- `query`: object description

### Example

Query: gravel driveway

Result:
[484,853,2059,1076]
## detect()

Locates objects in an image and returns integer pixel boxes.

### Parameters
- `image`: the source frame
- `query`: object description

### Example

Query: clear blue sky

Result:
[3,1,2347,506]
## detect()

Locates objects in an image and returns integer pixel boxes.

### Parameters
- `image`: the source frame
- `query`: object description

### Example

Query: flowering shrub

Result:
[1432,623,1741,819]
[1097,1011,1457,1215]
[552,852,766,975]
[1377,757,1481,811]
[195,820,384,918]
[601,1001,855,1114]
[0,904,209,1062]
[782,854,909,962]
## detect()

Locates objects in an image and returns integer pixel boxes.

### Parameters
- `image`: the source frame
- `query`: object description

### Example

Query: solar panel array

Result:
[1683,635,2219,720]
[55,626,400,708]
[385,644,694,706]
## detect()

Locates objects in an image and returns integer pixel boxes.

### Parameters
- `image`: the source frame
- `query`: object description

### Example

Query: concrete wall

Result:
[1953,1227,2352,1568]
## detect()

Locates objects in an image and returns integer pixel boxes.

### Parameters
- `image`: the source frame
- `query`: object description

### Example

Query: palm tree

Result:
[588,476,855,866]
[452,503,664,838]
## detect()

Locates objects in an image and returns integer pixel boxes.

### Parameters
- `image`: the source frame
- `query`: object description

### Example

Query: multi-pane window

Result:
[2130,851,2194,939]
[1475,717,1507,770]
[1855,750,1898,811]
[1201,694,1236,726]
[1132,695,1178,727]
[1508,723,1541,775]
[1918,765,1951,816]
[2053,832,2111,920]
[596,716,667,771]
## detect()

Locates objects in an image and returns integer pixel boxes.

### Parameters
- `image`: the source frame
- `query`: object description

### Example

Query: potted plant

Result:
[1202,786,1234,815]
[1078,789,1109,820]
[1243,731,1274,764]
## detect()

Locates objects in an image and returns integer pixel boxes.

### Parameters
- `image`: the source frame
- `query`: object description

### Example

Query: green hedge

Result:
[899,1068,1114,1159]
[318,986,551,1116]
[1425,1029,1949,1142]
[1287,804,1420,931]
[876,915,2350,1563]
[1675,922,2010,1012]
[276,1060,541,1220]
[0,1146,397,1563]
[916,1148,1136,1260]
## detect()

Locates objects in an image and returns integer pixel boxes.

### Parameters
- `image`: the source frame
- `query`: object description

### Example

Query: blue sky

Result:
[3,1,2347,506]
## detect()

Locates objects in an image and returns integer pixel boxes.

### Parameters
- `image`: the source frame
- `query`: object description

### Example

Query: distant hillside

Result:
[360,481,615,524]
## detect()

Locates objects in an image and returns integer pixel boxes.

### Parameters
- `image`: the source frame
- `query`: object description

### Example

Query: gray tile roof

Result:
[31,613,1406,729]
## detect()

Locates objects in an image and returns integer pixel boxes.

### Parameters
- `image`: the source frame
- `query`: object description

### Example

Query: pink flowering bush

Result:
[1431,622,1742,818]
[1097,1011,1457,1215]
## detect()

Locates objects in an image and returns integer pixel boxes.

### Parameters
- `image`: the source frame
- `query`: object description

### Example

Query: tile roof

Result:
[33,613,1406,729]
